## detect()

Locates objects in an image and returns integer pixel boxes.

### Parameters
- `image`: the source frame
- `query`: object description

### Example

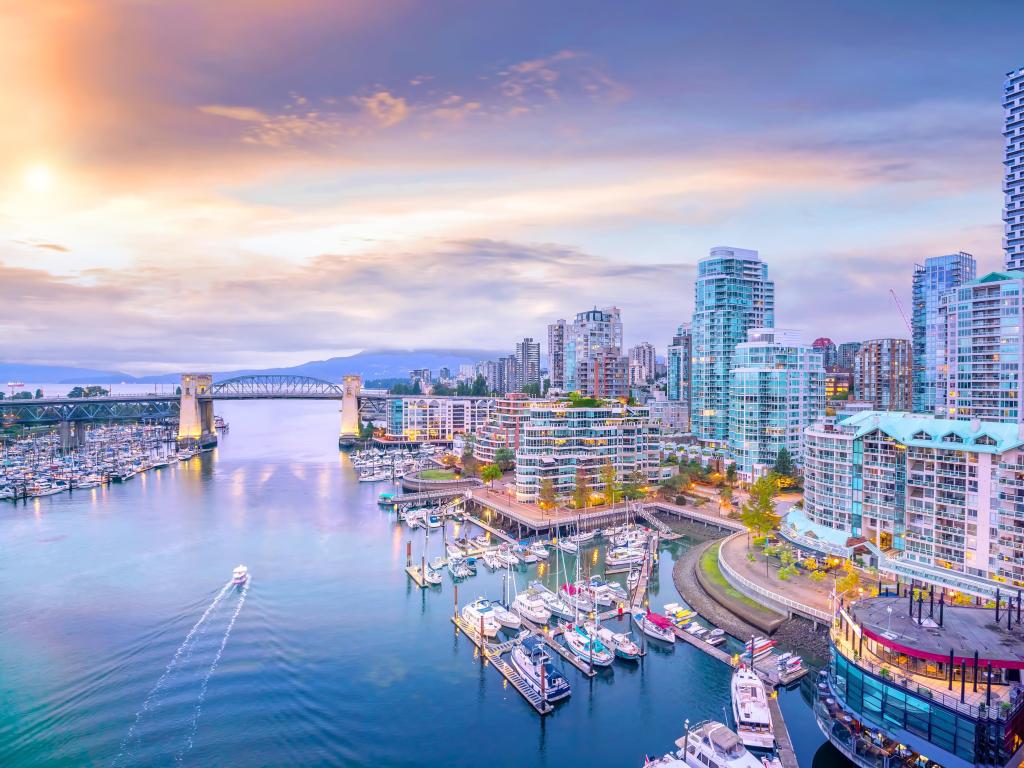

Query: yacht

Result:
[605,546,646,568]
[731,666,775,750]
[448,557,472,579]
[559,582,595,612]
[583,576,616,607]
[461,598,501,638]
[528,542,550,560]
[594,625,641,661]
[232,565,249,586]
[471,534,490,548]
[528,581,574,620]
[491,601,522,629]
[494,545,519,567]
[512,590,552,624]
[633,610,676,643]
[481,551,504,571]
[422,564,443,586]
[509,635,571,703]
[647,721,765,768]
[561,623,614,666]
[555,538,579,554]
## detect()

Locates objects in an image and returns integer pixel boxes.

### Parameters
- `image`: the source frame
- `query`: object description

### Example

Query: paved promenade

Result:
[720,532,832,615]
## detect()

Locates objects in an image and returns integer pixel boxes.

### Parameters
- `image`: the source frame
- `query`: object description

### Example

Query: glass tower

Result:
[911,252,976,414]
[690,247,774,448]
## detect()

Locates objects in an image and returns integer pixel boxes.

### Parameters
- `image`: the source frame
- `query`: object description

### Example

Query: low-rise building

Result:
[382,396,493,444]
[473,393,537,463]
[514,400,658,502]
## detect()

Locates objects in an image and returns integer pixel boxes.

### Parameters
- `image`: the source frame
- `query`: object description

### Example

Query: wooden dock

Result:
[450,615,553,715]
[464,514,516,544]
[767,694,799,768]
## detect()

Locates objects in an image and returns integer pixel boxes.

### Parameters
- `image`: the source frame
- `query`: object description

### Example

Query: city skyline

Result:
[1,3,1021,374]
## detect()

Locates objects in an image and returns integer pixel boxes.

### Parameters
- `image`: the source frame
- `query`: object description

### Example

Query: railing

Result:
[717,533,832,622]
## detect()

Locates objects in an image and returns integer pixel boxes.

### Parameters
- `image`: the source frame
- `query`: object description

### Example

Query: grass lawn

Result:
[417,468,457,480]
[699,542,781,619]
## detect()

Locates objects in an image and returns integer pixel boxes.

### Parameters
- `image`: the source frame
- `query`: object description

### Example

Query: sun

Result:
[24,164,53,191]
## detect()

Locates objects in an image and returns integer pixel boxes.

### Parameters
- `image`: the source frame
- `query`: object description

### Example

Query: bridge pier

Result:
[177,374,218,448]
[59,420,72,450]
[338,375,361,450]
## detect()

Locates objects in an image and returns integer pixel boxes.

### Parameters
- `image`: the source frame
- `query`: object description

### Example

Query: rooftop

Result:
[851,596,1024,668]
[836,411,1024,454]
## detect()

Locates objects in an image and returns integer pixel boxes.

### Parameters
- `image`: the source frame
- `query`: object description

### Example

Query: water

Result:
[0,400,838,766]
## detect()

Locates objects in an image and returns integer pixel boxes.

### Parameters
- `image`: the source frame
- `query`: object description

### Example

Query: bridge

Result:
[1,373,388,448]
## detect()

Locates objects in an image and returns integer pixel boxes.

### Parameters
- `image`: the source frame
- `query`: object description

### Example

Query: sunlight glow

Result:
[24,164,53,191]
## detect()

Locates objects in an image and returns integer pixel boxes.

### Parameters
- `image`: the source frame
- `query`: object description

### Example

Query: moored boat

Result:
[731,665,775,749]
[232,564,249,586]
[594,624,641,661]
[633,610,676,643]
[461,598,501,638]
[561,623,614,666]
[512,589,552,624]
[509,635,571,703]
[744,636,776,660]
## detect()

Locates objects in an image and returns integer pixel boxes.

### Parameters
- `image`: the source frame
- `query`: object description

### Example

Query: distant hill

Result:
[0,363,138,385]
[1,349,502,386]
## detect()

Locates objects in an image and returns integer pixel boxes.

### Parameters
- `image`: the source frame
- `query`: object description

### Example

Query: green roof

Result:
[970,270,1024,284]
[837,411,1024,453]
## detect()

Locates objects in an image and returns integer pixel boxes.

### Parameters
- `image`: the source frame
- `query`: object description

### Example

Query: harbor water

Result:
[0,399,843,766]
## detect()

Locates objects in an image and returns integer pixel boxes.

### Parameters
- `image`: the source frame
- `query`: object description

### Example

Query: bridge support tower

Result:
[177,374,217,447]
[338,375,362,450]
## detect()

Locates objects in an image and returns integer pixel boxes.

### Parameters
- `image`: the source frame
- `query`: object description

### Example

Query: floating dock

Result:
[464,514,516,544]
[767,694,799,768]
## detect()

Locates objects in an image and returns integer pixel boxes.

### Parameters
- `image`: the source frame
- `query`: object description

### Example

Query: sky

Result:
[1,1,1020,374]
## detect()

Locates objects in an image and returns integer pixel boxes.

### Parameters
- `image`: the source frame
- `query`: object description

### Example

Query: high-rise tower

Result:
[1005,66,1024,270]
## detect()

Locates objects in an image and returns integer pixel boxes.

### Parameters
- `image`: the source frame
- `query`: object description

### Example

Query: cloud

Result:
[199,105,273,122]
[355,91,409,127]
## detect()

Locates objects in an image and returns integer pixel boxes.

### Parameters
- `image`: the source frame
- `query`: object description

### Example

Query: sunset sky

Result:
[1,1,1020,373]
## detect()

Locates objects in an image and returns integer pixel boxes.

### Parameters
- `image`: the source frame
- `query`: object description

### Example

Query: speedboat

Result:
[426,514,442,529]
[633,610,676,643]
[512,590,552,624]
[594,625,642,661]
[731,666,775,749]
[461,598,501,638]
[510,635,571,703]
[627,564,642,589]
[491,601,522,629]
[528,541,550,560]
[423,565,443,586]
[648,720,764,768]
[481,551,504,570]
[494,545,519,567]
[514,545,538,564]
[555,538,579,554]
[448,557,472,579]
[472,534,490,548]
[232,565,249,586]
[605,546,646,568]
[705,627,726,646]
[561,623,614,666]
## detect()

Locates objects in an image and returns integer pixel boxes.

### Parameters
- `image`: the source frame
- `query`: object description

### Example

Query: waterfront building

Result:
[514,400,657,502]
[812,337,838,369]
[939,271,1024,423]
[514,337,541,391]
[1006,66,1024,271]
[854,339,912,411]
[547,319,567,390]
[728,328,825,482]
[473,392,537,463]
[691,247,775,449]
[627,342,657,386]
[820,595,1024,768]
[802,411,1024,588]
[837,341,862,372]
[912,253,977,414]
[384,396,494,444]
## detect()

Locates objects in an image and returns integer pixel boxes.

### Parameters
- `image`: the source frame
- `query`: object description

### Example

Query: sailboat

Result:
[421,521,442,586]
[492,568,522,629]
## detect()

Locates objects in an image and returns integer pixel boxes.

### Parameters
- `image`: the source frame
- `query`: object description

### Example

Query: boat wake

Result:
[113,578,250,766]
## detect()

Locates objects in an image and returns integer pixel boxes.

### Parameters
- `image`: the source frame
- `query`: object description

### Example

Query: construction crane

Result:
[889,289,912,335]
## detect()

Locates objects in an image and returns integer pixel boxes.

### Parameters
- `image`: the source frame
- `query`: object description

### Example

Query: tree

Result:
[725,462,737,484]
[471,374,489,396]
[773,447,796,479]
[572,467,591,509]
[455,380,471,396]
[494,447,515,472]
[538,478,557,511]
[481,463,502,487]
[599,461,618,504]
[34,389,43,399]
[739,475,780,546]
[622,470,647,500]
[12,391,32,400]
[431,383,455,396]
[520,382,541,397]
[359,419,374,439]
[67,385,109,398]
[836,562,861,596]
[461,437,479,477]
[719,485,733,511]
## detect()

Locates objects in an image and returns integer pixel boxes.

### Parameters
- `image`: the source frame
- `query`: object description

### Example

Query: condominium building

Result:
[666,323,691,405]
[563,307,625,397]
[690,247,775,449]
[825,370,852,400]
[473,392,536,463]
[803,411,1024,586]
[812,337,837,369]
[383,396,494,444]
[1006,66,1024,271]
[514,401,657,502]
[728,328,825,482]
[547,320,567,390]
[514,337,541,390]
[940,271,1024,423]
[911,252,976,414]
[836,341,861,372]
[627,342,657,386]
[853,339,912,411]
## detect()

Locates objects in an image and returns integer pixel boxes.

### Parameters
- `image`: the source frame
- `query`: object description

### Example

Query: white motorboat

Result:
[649,720,764,768]
[555,538,579,554]
[528,581,574,619]
[446,542,463,559]
[461,598,501,638]
[423,565,443,586]
[594,625,641,661]
[426,513,442,529]
[481,551,504,570]
[560,582,595,612]
[583,577,616,607]
[731,666,775,750]
[515,546,538,564]
[633,611,676,643]
[512,590,552,624]
[472,534,490,548]
[494,545,519,567]
[605,546,646,568]
[528,542,550,560]
[705,627,726,646]
[569,529,597,544]
[232,564,249,586]
[510,635,572,703]
[491,601,522,629]
[627,564,642,589]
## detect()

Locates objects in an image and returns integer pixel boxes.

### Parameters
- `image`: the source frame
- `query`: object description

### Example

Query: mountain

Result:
[0,363,138,384]
[130,349,503,383]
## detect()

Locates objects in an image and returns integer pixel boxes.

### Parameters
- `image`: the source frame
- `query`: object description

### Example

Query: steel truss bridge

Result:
[1,375,388,427]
